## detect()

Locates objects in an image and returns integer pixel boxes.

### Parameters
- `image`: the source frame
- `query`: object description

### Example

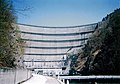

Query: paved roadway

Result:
[22,74,64,84]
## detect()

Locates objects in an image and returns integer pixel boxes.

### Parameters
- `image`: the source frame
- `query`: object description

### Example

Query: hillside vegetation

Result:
[70,8,120,75]
[0,0,24,67]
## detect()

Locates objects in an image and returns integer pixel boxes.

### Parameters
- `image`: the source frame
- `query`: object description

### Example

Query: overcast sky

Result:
[14,0,120,26]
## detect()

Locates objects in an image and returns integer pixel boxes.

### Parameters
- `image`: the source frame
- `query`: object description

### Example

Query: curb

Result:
[18,75,33,84]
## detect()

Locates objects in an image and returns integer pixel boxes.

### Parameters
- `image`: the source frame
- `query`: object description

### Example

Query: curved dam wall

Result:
[18,23,98,68]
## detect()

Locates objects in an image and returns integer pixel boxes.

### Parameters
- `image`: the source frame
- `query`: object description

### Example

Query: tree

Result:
[0,0,24,67]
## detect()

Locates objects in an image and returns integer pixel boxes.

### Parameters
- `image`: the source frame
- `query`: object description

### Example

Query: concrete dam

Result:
[18,23,99,73]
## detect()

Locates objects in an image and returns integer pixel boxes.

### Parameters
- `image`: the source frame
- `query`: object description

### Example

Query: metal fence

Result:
[0,68,32,84]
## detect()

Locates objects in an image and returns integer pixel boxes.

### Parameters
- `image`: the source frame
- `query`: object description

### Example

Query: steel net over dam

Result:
[18,23,99,72]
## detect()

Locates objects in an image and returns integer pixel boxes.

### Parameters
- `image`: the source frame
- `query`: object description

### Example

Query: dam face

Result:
[18,23,97,69]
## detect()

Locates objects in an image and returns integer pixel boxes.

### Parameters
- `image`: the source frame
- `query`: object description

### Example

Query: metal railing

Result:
[60,76,120,83]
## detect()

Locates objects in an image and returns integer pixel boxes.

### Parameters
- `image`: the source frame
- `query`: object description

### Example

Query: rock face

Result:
[70,9,120,75]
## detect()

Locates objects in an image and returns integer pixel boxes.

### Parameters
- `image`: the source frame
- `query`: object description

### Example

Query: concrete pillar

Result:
[62,79,65,83]
[67,80,69,84]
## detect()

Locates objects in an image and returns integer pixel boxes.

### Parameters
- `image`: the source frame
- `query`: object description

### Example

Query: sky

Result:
[13,0,120,26]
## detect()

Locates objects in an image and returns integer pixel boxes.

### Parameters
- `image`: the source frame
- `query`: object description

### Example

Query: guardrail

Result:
[60,76,120,83]
[60,76,120,79]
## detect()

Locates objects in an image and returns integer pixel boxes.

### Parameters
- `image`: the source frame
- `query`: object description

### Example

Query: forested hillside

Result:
[70,8,120,75]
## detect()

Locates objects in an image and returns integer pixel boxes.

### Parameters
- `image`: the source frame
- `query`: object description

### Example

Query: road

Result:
[22,74,64,84]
